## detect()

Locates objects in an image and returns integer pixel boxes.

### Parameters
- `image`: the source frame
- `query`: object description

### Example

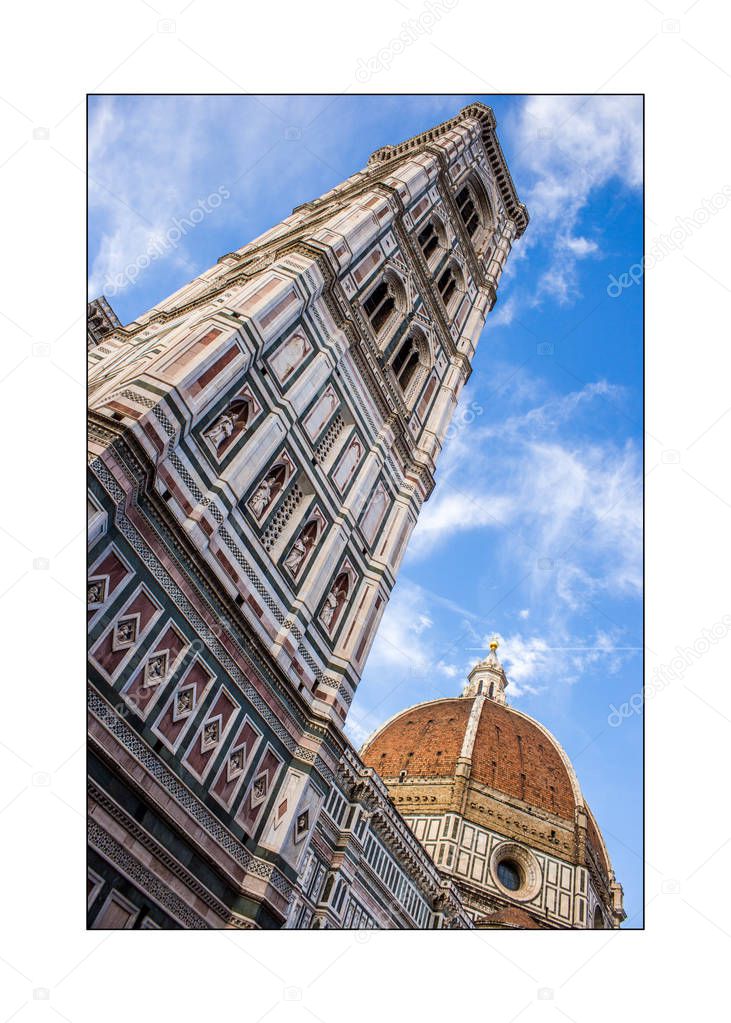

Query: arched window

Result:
[363,280,393,333]
[362,273,406,340]
[455,183,480,238]
[593,906,605,929]
[391,337,420,392]
[454,176,494,253]
[416,217,446,268]
[437,263,462,313]
[417,221,439,261]
[388,328,430,404]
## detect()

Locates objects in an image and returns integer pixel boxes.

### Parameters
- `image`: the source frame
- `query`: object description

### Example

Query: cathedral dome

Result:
[360,641,625,929]
[361,694,581,821]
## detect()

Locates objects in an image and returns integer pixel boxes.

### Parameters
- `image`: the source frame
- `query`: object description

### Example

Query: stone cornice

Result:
[368,102,529,238]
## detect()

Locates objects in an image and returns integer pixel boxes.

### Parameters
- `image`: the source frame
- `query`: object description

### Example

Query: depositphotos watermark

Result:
[355,0,459,81]
[608,614,731,726]
[606,185,731,297]
[444,399,484,441]
[104,186,230,295]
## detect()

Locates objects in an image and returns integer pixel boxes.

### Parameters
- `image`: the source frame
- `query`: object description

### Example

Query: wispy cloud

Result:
[508,95,642,306]
[408,376,642,612]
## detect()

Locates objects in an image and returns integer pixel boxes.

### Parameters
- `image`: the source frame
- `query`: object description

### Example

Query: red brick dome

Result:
[361,695,582,821]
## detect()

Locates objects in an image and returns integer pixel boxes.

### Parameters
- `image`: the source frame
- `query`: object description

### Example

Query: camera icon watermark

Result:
[32,772,51,787]
[537,558,555,570]
[32,342,51,357]
[661,878,681,895]
[33,127,50,141]
[661,449,680,464]
[33,989,50,1001]
[662,18,680,33]
[537,988,554,1001]
[354,929,371,944]
[284,126,302,141]
[536,126,553,140]
[536,341,554,356]
[157,18,176,33]
[282,986,302,1001]
[33,557,50,570]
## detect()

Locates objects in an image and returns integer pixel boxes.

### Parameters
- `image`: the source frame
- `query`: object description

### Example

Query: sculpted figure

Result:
[320,591,338,628]
[206,412,235,450]
[249,476,274,517]
[284,521,319,577]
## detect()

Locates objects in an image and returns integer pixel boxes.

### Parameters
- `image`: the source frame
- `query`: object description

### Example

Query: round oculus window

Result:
[497,859,522,891]
[490,842,543,902]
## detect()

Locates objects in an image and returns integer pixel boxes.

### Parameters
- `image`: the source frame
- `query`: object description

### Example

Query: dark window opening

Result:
[456,184,481,238]
[391,336,421,393]
[364,280,395,334]
[417,222,439,261]
[438,267,457,307]
[497,859,522,891]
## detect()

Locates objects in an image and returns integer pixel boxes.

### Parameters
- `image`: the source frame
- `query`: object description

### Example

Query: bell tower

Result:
[87,103,528,929]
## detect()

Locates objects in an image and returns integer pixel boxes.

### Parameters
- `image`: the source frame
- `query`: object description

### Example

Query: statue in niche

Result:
[205,395,253,452]
[205,412,235,450]
[284,520,320,577]
[249,463,287,518]
[320,592,338,629]
[320,572,350,630]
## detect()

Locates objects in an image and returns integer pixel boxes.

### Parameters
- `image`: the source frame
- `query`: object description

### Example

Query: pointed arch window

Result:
[416,217,446,269]
[362,272,406,341]
[391,337,420,392]
[454,176,495,254]
[388,328,430,406]
[437,264,462,313]
[417,221,439,261]
[363,281,393,333]
[456,184,480,238]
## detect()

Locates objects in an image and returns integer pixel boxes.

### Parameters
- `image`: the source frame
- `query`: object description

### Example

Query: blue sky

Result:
[88,94,643,926]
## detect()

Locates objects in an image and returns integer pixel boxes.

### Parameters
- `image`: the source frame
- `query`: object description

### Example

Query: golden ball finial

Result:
[489,638,499,651]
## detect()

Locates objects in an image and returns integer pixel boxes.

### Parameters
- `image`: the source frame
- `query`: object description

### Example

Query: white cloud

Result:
[480,625,633,698]
[510,95,642,305]
[406,378,642,611]
[486,293,517,328]
[563,235,599,257]
[87,95,302,301]
[363,579,462,683]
